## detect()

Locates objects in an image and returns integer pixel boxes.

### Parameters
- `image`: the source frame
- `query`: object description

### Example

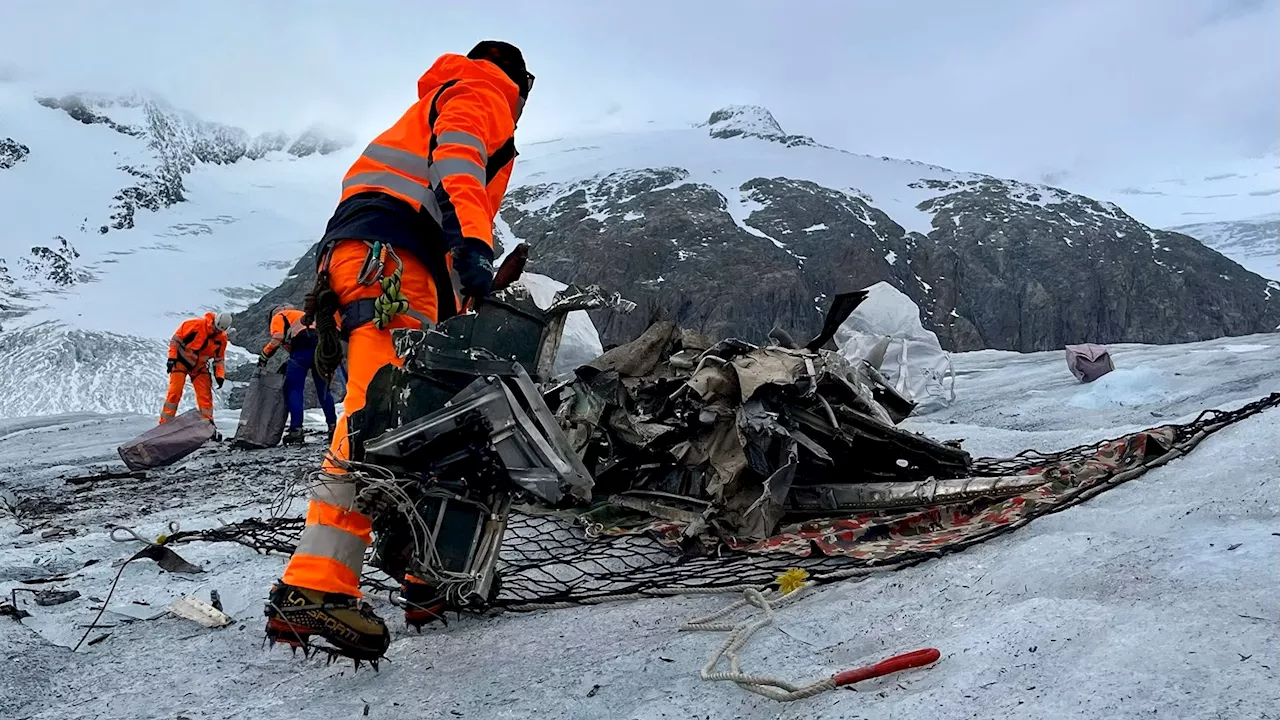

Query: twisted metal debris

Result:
[164,393,1279,610]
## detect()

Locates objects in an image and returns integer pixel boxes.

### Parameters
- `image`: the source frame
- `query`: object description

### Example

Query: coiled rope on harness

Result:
[372,262,410,331]
[351,240,411,331]
[310,247,344,383]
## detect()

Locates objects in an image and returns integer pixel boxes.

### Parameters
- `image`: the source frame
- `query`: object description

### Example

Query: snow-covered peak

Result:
[705,105,786,140]
[0,81,356,340]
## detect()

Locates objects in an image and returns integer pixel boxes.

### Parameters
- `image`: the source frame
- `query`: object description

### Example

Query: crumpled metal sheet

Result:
[585,321,678,378]
[554,319,975,541]
[730,347,812,402]
[787,473,1049,512]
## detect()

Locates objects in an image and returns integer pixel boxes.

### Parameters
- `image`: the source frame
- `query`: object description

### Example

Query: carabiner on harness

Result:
[356,241,388,287]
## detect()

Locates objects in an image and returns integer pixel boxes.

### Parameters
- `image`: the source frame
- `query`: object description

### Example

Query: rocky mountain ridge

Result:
[32,93,350,234]
[1,88,351,330]
[240,105,1279,354]
[497,107,1280,351]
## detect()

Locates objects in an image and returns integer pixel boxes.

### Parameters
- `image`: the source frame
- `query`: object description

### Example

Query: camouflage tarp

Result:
[575,424,1176,562]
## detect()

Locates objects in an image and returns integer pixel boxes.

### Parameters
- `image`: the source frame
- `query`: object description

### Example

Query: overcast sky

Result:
[2,0,1276,188]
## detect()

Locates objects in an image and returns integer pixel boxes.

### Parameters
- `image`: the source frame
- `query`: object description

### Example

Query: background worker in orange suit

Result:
[264,40,533,663]
[259,304,338,444]
[161,312,232,429]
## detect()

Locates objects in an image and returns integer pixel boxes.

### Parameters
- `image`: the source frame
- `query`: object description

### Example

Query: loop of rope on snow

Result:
[108,521,182,546]
[681,571,942,702]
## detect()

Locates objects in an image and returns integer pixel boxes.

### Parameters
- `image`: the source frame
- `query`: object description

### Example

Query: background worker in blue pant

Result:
[259,304,337,444]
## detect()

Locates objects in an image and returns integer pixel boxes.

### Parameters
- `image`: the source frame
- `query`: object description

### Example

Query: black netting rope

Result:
[167,393,1280,610]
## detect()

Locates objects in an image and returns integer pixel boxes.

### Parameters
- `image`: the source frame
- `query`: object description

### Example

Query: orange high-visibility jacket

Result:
[338,53,522,254]
[263,308,312,357]
[168,313,228,378]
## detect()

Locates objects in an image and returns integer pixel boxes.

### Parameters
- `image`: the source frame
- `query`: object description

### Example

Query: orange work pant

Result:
[281,240,440,597]
[160,371,214,423]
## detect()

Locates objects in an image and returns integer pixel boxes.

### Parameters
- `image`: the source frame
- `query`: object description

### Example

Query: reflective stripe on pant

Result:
[281,239,439,597]
[284,349,338,430]
[159,371,214,423]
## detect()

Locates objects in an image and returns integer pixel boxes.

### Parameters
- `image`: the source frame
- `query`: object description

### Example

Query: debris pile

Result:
[379,287,1035,542]
[544,317,974,540]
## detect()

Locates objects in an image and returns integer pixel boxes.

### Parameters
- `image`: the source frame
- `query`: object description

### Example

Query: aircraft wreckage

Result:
[340,257,1039,601]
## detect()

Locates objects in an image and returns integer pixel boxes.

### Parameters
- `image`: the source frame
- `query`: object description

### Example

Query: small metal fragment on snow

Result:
[33,589,81,606]
[169,594,233,628]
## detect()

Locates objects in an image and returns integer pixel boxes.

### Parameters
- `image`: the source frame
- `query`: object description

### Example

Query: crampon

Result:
[264,582,389,668]
[399,581,449,631]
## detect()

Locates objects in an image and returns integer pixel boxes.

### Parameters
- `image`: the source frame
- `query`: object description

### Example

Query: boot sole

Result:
[264,614,387,661]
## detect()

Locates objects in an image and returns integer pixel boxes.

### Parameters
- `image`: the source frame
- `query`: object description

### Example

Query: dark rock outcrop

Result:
[501,171,1280,352]
[26,238,92,288]
[227,244,321,354]
[702,106,817,147]
[239,107,1280,354]
[0,138,29,169]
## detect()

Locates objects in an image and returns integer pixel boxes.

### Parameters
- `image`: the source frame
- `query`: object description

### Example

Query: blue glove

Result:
[452,240,495,300]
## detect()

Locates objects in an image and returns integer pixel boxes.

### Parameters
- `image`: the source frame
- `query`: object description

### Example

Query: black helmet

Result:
[467,40,534,98]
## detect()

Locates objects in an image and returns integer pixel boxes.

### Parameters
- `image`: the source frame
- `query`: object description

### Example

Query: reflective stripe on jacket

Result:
[336,53,521,254]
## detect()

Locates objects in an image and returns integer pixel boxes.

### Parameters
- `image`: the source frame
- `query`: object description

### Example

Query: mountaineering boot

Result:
[326,422,337,444]
[264,582,390,661]
[282,428,306,445]
[401,579,448,630]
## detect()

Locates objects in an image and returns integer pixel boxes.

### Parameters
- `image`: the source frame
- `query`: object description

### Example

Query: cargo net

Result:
[167,393,1280,610]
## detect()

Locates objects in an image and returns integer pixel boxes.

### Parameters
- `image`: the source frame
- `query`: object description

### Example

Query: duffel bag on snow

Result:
[118,410,217,471]
[233,367,288,449]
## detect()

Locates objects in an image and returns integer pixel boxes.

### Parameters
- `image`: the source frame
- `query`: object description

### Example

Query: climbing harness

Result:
[337,241,436,338]
[680,568,940,701]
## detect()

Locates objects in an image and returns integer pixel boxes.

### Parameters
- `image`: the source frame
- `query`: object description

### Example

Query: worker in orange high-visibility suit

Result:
[260,304,338,444]
[161,312,232,429]
[264,40,533,663]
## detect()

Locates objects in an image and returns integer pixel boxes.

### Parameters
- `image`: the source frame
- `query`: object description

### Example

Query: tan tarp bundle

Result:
[1065,343,1115,383]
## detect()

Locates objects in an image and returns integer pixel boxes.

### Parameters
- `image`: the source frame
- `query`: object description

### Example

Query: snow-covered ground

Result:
[2,332,1277,719]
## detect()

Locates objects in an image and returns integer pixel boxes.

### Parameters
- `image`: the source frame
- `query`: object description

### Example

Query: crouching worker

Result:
[260,304,338,444]
[162,312,231,434]
[263,40,532,664]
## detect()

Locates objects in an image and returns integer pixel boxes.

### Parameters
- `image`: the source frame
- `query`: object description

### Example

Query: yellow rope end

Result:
[776,568,809,595]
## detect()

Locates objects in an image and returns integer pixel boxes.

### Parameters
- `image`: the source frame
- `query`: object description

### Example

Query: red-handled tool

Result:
[832,648,941,687]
